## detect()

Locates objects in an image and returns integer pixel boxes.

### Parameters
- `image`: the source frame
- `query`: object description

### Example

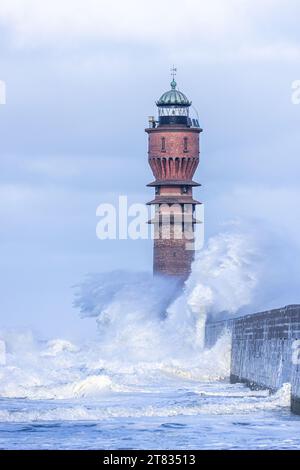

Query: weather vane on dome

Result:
[170,65,177,89]
[171,65,177,80]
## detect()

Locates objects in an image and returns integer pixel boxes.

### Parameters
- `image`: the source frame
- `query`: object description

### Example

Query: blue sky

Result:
[0,0,300,339]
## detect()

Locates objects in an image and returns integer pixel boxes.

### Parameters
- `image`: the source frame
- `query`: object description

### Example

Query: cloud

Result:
[1,0,300,338]
[223,186,300,247]
[0,0,299,73]
[0,0,238,44]
[0,0,297,59]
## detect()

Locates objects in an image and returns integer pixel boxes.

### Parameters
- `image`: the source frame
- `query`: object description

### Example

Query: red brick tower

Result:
[146,72,203,280]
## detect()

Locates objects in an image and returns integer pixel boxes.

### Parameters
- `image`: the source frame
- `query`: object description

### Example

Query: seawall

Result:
[205,305,300,415]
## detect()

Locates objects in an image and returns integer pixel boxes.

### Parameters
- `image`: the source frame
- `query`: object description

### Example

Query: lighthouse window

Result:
[183,137,188,152]
[161,137,166,152]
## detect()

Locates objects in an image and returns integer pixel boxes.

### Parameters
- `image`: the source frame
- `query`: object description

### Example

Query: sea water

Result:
[0,332,299,450]
[1,233,299,449]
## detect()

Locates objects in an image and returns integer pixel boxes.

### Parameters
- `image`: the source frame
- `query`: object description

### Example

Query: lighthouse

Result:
[146,70,203,280]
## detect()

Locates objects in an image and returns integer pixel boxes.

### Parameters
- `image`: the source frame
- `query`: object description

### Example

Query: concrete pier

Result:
[205,305,300,415]
[292,364,300,414]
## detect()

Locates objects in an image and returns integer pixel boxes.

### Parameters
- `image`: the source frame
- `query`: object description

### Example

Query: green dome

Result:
[156,80,191,107]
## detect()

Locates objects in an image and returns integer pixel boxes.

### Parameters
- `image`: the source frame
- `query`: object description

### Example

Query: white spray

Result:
[0,231,259,401]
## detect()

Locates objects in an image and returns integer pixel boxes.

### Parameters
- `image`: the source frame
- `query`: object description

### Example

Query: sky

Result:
[0,0,300,339]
